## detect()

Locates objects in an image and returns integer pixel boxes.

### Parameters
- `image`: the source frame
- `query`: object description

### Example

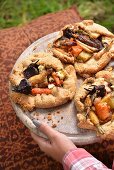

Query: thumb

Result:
[32,119,57,140]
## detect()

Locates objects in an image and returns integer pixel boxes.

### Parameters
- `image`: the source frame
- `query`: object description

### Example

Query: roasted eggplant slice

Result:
[23,62,39,79]
[63,28,74,39]
[13,79,31,95]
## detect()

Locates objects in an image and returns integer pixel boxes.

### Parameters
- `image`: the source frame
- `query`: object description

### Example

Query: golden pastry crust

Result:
[9,52,76,111]
[74,51,113,77]
[74,69,114,139]
[51,20,114,77]
[52,48,74,64]
[74,20,114,37]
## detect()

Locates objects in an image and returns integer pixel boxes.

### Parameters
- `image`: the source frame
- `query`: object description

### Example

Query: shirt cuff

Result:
[62,148,92,170]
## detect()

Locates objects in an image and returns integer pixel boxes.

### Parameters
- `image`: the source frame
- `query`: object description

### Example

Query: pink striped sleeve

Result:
[62,148,111,170]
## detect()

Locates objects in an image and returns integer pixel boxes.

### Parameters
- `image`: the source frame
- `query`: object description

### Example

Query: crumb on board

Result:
[47,43,52,48]
[32,112,39,116]
[47,115,52,121]
[33,46,37,51]
[58,120,60,123]
[56,111,60,114]
[52,124,57,128]
[61,116,63,119]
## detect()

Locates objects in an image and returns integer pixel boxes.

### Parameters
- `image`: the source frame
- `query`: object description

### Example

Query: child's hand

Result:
[31,122,76,163]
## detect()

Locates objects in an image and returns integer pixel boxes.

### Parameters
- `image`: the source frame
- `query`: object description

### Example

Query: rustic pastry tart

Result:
[9,52,76,111]
[51,20,114,77]
[75,68,114,138]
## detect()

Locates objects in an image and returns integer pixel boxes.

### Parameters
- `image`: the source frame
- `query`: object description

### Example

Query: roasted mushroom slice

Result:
[76,34,103,51]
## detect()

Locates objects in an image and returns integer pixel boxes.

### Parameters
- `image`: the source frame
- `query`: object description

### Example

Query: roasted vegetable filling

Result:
[84,81,114,133]
[13,60,66,95]
[53,27,106,63]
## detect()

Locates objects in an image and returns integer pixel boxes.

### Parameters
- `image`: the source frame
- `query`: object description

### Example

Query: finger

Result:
[31,132,52,153]
[39,123,58,140]
[32,119,41,128]
[32,119,58,140]
[31,132,46,144]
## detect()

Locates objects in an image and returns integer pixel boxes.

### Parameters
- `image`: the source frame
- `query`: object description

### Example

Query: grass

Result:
[0,0,114,32]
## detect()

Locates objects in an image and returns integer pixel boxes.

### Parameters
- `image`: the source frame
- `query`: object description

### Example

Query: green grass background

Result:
[0,0,114,32]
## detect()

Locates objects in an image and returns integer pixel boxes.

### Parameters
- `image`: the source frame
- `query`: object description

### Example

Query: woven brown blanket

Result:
[0,7,113,170]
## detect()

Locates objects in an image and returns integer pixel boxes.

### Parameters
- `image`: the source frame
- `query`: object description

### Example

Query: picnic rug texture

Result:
[0,7,114,170]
